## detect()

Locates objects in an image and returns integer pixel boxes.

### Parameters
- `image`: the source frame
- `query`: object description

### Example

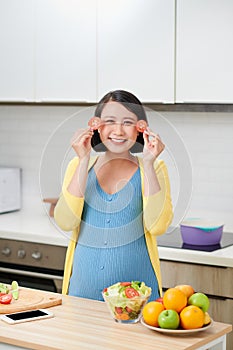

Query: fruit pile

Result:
[142,284,211,330]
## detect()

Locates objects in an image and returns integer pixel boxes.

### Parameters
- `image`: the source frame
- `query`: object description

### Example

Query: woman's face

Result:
[99,101,138,153]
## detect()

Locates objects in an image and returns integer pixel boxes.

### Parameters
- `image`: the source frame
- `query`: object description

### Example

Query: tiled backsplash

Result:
[0,105,233,231]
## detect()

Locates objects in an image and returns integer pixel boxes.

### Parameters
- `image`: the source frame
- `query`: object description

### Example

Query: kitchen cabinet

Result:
[176,0,233,103]
[0,0,175,103]
[0,0,34,101]
[35,0,96,102]
[0,0,97,103]
[160,259,233,349]
[97,0,175,103]
[37,0,175,103]
[1,1,233,103]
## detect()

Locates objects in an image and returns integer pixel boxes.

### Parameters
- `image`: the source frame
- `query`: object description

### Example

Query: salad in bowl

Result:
[102,281,151,323]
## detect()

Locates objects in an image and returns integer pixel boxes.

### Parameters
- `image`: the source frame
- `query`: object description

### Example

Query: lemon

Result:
[204,312,211,325]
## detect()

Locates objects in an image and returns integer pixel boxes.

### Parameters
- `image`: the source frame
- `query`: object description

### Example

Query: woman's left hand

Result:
[142,128,165,162]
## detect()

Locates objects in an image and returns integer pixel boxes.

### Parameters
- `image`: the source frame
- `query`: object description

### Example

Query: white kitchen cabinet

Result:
[176,0,233,103]
[0,0,34,101]
[97,0,175,103]
[35,0,97,102]
[0,0,175,103]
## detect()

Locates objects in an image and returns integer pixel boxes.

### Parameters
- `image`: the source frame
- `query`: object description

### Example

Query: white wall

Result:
[0,105,233,232]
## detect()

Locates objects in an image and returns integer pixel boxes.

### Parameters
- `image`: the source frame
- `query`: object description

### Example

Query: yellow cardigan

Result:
[54,156,173,296]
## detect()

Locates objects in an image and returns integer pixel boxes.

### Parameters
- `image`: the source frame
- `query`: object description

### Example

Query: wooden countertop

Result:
[0,293,232,350]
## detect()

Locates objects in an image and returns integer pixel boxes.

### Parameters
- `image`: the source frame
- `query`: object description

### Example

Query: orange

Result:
[163,288,187,313]
[175,284,195,299]
[142,301,165,327]
[180,305,205,329]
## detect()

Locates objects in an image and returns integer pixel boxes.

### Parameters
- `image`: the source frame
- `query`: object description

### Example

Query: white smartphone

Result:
[0,309,54,324]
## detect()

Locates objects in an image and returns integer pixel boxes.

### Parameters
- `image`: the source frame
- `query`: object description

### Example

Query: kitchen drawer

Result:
[207,297,233,350]
[208,297,233,324]
[160,260,233,298]
[160,259,233,350]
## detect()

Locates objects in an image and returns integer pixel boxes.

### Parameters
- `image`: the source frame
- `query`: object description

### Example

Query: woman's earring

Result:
[98,129,101,133]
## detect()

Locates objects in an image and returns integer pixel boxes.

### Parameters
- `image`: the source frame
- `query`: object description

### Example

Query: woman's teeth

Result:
[111,138,125,143]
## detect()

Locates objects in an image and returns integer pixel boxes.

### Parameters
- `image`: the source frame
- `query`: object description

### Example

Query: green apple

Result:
[188,292,209,312]
[158,310,180,329]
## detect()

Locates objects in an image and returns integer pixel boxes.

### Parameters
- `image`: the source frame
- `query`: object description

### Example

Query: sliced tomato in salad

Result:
[115,307,123,314]
[0,293,12,304]
[125,287,140,298]
[120,282,131,287]
[125,306,133,313]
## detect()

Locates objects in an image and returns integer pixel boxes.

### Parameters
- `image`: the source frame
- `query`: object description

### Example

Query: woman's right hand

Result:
[71,128,93,159]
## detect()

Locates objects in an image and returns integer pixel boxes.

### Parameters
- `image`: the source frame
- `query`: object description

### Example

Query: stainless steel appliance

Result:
[0,238,66,293]
[0,167,21,213]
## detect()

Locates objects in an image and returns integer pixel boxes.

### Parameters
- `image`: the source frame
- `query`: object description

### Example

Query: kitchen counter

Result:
[0,291,232,350]
[0,198,70,247]
[0,199,233,268]
[158,244,233,268]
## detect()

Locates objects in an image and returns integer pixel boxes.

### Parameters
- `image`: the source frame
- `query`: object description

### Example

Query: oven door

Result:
[0,264,63,293]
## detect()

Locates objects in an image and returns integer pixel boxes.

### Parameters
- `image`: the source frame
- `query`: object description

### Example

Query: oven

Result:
[0,238,66,293]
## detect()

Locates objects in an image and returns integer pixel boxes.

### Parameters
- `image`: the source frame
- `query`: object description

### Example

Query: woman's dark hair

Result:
[91,90,148,153]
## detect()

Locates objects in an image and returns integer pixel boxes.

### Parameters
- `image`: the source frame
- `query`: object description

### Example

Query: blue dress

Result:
[68,167,159,301]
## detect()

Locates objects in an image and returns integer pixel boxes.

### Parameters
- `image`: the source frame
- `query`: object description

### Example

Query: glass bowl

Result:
[102,292,151,324]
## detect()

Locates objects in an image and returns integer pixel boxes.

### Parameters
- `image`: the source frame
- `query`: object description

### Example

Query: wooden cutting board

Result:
[0,287,62,314]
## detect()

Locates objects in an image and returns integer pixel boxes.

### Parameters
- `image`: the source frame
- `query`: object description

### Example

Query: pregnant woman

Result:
[54,89,173,301]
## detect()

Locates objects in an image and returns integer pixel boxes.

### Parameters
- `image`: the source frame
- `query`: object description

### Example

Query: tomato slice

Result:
[136,120,147,133]
[125,287,140,298]
[88,117,101,130]
[115,307,123,314]
[120,282,131,287]
[125,306,133,313]
[0,293,12,304]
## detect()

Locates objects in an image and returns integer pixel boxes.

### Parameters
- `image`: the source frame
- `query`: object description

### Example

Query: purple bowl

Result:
[180,225,224,246]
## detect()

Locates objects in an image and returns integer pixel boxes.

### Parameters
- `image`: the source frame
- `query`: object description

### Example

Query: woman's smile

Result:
[109,137,127,144]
